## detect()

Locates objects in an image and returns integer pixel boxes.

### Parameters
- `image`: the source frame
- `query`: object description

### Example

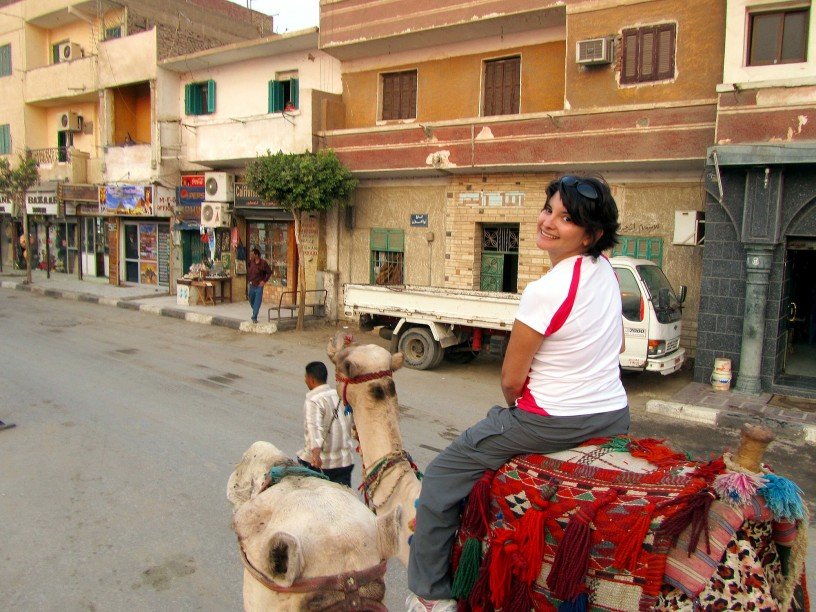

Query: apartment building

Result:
[698,0,816,398]
[317,0,725,357]
[159,28,342,304]
[0,0,267,285]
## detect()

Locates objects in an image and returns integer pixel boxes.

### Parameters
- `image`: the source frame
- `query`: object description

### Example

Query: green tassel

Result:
[600,436,630,452]
[451,537,482,599]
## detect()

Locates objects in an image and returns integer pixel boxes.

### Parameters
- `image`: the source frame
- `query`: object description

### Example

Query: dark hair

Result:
[544,175,620,258]
[305,361,328,384]
[252,248,261,257]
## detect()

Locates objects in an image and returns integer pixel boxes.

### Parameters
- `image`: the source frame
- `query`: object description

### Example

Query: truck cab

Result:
[611,256,686,375]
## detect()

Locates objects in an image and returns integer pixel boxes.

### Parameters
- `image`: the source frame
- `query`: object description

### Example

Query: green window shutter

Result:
[386,229,404,251]
[206,80,216,113]
[370,228,388,251]
[0,45,11,77]
[0,124,10,154]
[613,236,663,266]
[184,83,194,115]
[270,80,284,112]
[290,78,299,108]
[266,81,275,113]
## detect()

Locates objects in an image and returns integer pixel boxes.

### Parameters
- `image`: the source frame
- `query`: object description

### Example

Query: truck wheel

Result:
[398,327,442,370]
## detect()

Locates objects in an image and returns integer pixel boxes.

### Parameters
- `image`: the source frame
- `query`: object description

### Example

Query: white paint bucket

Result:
[711,358,732,390]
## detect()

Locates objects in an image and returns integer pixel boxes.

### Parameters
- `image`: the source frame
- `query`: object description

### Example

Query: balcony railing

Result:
[29,147,71,165]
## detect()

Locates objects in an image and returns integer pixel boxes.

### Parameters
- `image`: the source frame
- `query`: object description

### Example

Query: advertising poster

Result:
[140,262,158,285]
[99,185,154,215]
[139,223,158,260]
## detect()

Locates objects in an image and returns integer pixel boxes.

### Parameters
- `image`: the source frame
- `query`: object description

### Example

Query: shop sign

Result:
[25,191,58,216]
[99,184,153,216]
[58,183,98,203]
[410,214,428,227]
[155,186,175,218]
[235,183,281,208]
[175,186,203,221]
[0,199,13,215]
[181,174,205,188]
[61,201,77,216]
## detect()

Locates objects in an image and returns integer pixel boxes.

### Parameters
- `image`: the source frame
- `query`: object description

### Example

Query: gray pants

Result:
[407,405,630,600]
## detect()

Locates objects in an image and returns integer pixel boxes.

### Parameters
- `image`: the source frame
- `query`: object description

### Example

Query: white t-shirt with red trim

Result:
[514,254,627,417]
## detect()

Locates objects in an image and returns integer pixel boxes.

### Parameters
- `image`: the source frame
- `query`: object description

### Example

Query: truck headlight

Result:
[648,340,666,356]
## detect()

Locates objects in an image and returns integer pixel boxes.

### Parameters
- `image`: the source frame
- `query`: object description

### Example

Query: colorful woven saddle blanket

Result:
[450,437,806,611]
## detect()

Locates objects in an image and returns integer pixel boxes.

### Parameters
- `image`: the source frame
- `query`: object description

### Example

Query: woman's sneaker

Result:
[405,593,457,612]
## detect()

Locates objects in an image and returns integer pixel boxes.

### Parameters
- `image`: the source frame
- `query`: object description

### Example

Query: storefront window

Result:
[124,221,168,286]
[248,221,290,287]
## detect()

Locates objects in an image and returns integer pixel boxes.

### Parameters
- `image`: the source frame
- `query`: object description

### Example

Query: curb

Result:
[646,399,816,445]
[0,280,278,335]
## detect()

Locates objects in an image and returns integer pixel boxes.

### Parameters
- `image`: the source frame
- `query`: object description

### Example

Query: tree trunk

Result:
[292,211,306,331]
[22,205,31,284]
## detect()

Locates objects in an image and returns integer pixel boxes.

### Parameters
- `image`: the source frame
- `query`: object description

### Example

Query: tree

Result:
[245,149,357,330]
[0,153,40,284]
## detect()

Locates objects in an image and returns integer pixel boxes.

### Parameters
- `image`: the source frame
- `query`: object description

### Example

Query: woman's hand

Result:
[501,320,544,406]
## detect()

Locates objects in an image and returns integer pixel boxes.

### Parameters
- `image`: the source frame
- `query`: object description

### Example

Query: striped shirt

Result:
[296,384,355,469]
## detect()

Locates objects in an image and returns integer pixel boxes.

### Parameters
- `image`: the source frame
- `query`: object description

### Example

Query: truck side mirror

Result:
[678,285,687,304]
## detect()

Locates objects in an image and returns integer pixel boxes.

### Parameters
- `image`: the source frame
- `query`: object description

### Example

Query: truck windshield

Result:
[637,265,682,324]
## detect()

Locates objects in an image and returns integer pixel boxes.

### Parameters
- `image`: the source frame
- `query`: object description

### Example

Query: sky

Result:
[228,0,320,33]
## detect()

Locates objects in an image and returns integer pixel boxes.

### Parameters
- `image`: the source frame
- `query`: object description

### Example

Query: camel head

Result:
[227,441,292,513]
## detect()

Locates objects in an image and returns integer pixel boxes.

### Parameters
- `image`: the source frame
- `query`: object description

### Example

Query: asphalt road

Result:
[1,288,812,610]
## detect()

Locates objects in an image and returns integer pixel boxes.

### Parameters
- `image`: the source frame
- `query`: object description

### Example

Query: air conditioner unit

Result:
[204,172,235,202]
[59,111,83,132]
[58,42,83,62]
[673,210,705,245]
[576,37,613,65]
[201,202,231,228]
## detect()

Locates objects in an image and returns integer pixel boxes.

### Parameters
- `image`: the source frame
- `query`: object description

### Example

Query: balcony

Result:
[25,55,98,105]
[321,103,717,177]
[98,30,157,88]
[30,147,89,183]
[104,144,153,183]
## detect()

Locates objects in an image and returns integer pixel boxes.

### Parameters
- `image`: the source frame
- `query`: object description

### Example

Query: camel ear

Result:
[391,352,404,371]
[266,531,304,588]
[376,505,403,559]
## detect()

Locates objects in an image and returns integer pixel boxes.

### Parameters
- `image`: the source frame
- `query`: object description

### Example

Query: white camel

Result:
[327,332,808,611]
[227,441,402,611]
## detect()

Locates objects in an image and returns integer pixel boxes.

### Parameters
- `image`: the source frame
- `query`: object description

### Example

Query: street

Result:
[1,288,813,611]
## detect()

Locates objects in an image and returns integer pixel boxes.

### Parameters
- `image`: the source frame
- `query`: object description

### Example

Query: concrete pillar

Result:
[735,246,774,394]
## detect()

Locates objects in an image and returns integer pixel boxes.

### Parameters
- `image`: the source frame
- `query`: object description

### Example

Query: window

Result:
[370,228,404,285]
[482,56,520,116]
[269,72,299,113]
[621,24,676,84]
[616,268,644,322]
[0,44,10,77]
[612,236,664,266]
[480,224,519,292]
[748,8,809,66]
[184,80,216,115]
[0,124,10,155]
[381,70,417,121]
[105,25,122,40]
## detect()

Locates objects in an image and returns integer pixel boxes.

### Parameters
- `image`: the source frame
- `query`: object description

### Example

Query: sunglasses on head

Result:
[560,176,599,201]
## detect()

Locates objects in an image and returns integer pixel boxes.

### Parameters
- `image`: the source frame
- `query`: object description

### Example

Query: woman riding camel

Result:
[407,175,630,611]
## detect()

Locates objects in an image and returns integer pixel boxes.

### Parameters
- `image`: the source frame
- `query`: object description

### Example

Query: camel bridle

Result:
[238,541,388,611]
[335,369,393,408]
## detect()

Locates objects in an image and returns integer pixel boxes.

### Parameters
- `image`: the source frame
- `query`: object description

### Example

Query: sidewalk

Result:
[2,269,815,444]
[0,270,315,334]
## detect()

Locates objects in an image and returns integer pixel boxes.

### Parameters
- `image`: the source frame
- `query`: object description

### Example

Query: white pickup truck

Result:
[343,256,687,374]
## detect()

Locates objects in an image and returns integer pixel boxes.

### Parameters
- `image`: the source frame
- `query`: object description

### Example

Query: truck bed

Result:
[343,284,520,329]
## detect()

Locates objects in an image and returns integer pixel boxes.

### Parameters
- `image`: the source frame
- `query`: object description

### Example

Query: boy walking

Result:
[296,361,356,486]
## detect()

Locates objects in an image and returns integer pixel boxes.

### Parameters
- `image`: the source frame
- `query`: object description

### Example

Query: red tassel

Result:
[467,547,493,612]
[460,470,494,538]
[547,490,617,601]
[655,487,716,555]
[613,502,655,571]
[628,438,688,467]
[690,457,726,483]
[520,509,547,583]
[507,576,533,611]
[488,536,513,606]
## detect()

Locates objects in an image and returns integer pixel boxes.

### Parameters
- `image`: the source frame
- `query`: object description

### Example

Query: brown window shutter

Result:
[382,74,396,120]
[656,24,676,79]
[483,60,497,115]
[640,29,656,80]
[622,30,639,83]
[483,57,519,116]
[506,57,520,114]
[401,71,417,119]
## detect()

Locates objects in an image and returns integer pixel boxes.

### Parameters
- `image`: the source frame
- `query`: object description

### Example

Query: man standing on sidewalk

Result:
[247,248,271,324]
[296,361,356,487]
